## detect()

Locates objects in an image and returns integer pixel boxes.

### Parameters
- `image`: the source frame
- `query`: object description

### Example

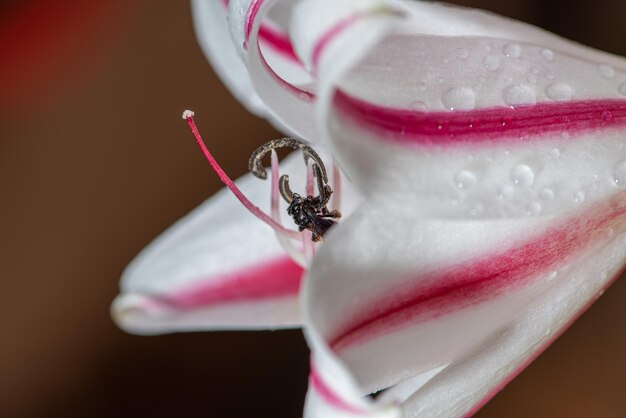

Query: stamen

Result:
[270,151,281,223]
[184,111,300,240]
[249,138,329,183]
[250,137,342,242]
[302,162,316,264]
[306,160,315,196]
[332,162,342,210]
[271,150,307,267]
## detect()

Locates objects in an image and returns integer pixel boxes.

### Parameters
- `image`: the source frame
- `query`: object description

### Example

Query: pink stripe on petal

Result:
[258,43,316,101]
[309,366,367,415]
[158,257,303,309]
[258,25,301,64]
[330,192,626,350]
[220,0,300,64]
[244,0,264,49]
[310,12,370,72]
[464,262,626,418]
[334,90,626,146]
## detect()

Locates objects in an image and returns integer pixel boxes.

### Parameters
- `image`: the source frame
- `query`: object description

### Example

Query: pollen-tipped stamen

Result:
[184,111,300,240]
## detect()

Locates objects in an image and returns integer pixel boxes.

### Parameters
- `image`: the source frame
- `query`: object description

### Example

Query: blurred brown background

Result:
[1,0,625,417]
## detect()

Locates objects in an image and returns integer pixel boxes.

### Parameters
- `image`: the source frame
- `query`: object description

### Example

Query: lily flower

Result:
[112,0,626,416]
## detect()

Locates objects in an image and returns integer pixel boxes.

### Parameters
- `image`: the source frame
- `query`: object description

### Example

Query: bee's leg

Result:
[322,210,342,219]
[319,202,342,218]
[311,230,322,242]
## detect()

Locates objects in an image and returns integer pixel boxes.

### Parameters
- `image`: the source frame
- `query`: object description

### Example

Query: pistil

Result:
[183,110,300,240]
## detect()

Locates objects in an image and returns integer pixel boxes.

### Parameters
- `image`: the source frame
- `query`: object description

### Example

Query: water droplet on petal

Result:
[498,185,514,199]
[410,100,428,111]
[545,83,573,101]
[503,43,521,58]
[602,111,614,122]
[503,85,537,106]
[527,202,542,216]
[482,55,501,71]
[547,271,558,281]
[510,164,535,187]
[598,64,615,78]
[540,49,554,62]
[454,170,477,189]
[545,71,556,80]
[417,82,428,92]
[442,87,476,110]
[550,148,561,158]
[540,187,555,200]
[470,203,484,216]
[455,47,470,60]
[619,82,626,97]
[613,161,626,187]
[573,190,586,203]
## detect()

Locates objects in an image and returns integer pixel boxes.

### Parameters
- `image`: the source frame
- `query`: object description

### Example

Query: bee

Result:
[249,138,342,241]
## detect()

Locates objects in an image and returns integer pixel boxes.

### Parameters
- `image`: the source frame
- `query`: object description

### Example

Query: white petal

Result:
[191,0,267,116]
[112,169,302,334]
[113,153,304,335]
[216,0,400,141]
[192,0,312,135]
[284,1,626,416]
[113,149,361,335]
[191,0,626,415]
[224,0,315,139]
[315,24,626,213]
[400,226,623,417]
[303,192,626,417]
[389,0,624,68]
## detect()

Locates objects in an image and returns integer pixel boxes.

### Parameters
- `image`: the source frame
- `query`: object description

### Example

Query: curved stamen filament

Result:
[184,111,300,240]
[302,161,316,264]
[271,150,307,267]
[332,162,342,211]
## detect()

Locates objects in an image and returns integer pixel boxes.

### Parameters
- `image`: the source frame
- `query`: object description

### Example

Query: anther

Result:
[249,138,341,241]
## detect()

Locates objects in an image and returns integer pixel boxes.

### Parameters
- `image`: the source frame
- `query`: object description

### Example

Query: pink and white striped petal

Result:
[218,0,400,140]
[313,23,626,211]
[113,141,361,335]
[192,0,311,135]
[302,192,626,417]
[112,153,310,335]
[285,1,626,417]
[191,0,267,116]
[189,0,626,415]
